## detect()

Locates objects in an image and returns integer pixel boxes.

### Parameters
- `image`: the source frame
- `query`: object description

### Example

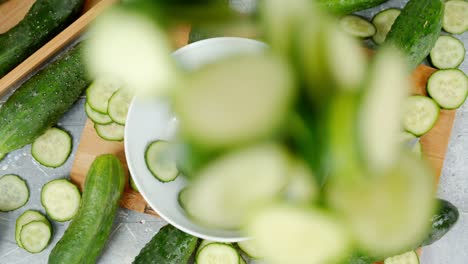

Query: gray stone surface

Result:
[0,0,467,263]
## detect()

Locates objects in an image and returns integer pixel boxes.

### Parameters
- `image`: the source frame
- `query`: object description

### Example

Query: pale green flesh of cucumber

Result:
[372,9,401,44]
[384,251,419,264]
[430,36,465,69]
[86,78,122,114]
[403,96,439,136]
[31,128,72,168]
[16,210,47,248]
[427,69,468,109]
[108,88,133,125]
[85,103,112,125]
[20,220,51,253]
[41,179,81,222]
[443,0,468,34]
[145,141,179,182]
[0,174,29,211]
[95,122,125,141]
[340,15,376,38]
[196,243,240,264]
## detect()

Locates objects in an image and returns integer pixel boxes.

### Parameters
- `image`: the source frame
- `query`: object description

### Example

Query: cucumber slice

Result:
[178,187,190,210]
[360,47,409,171]
[174,55,295,149]
[20,220,52,253]
[108,88,133,125]
[86,78,122,114]
[129,176,139,192]
[372,8,401,44]
[384,251,419,264]
[443,0,468,34]
[145,140,179,183]
[95,122,125,141]
[15,210,47,248]
[0,174,29,211]
[184,144,290,229]
[41,179,81,222]
[85,103,112,125]
[31,128,72,168]
[427,69,468,109]
[196,243,240,264]
[403,96,440,136]
[246,204,351,264]
[430,36,466,69]
[238,239,262,259]
[340,15,376,38]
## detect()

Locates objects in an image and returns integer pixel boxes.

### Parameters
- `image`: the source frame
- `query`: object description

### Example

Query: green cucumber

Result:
[196,243,241,264]
[31,128,72,168]
[0,174,29,212]
[0,0,84,77]
[145,140,179,183]
[427,69,468,110]
[443,0,468,34]
[371,8,401,45]
[420,199,459,246]
[0,45,90,155]
[41,179,81,222]
[15,210,47,248]
[316,0,389,14]
[430,36,465,69]
[85,103,112,125]
[48,154,125,264]
[385,0,444,69]
[403,96,440,136]
[133,224,198,264]
[20,220,52,253]
[340,15,376,38]
[95,122,125,141]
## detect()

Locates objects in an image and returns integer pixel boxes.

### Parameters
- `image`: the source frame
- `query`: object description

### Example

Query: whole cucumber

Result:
[316,0,389,14]
[133,225,199,264]
[0,44,89,155]
[420,198,459,246]
[48,154,125,264]
[0,0,84,77]
[385,0,444,69]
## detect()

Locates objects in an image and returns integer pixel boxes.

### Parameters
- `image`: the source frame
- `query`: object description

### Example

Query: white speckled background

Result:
[0,0,467,263]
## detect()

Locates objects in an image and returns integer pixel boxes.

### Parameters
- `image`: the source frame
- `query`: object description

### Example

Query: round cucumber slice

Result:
[403,96,440,136]
[20,220,52,253]
[95,122,125,141]
[427,69,468,109]
[86,78,122,114]
[340,15,376,38]
[15,210,47,248]
[443,0,468,35]
[145,140,179,182]
[384,251,419,264]
[430,36,465,69]
[31,128,72,168]
[108,88,133,125]
[372,8,401,45]
[0,174,29,212]
[196,243,240,264]
[85,102,112,125]
[41,179,81,222]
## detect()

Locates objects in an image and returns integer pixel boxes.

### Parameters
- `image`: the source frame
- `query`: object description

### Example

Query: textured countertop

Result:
[0,0,467,263]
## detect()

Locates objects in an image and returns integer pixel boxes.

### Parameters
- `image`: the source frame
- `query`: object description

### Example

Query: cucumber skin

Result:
[0,45,90,155]
[0,0,84,77]
[48,155,125,264]
[385,0,444,69]
[420,199,459,246]
[133,225,198,264]
[317,0,389,14]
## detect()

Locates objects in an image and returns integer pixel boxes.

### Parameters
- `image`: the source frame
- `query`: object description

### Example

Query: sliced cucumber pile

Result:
[430,36,465,69]
[145,140,179,183]
[427,69,468,109]
[238,239,263,259]
[403,96,440,136]
[443,0,468,35]
[247,204,351,264]
[95,122,125,141]
[372,8,401,45]
[31,128,72,168]
[85,103,112,125]
[184,144,290,229]
[108,88,133,125]
[15,210,47,248]
[340,15,376,38]
[0,174,29,211]
[384,251,419,264]
[41,179,81,222]
[20,220,52,253]
[196,243,241,264]
[86,78,122,114]
[174,55,295,149]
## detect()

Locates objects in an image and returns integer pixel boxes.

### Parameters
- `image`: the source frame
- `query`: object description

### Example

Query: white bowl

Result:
[125,37,267,242]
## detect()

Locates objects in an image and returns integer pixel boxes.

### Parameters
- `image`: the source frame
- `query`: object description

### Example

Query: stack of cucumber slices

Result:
[85,78,134,141]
